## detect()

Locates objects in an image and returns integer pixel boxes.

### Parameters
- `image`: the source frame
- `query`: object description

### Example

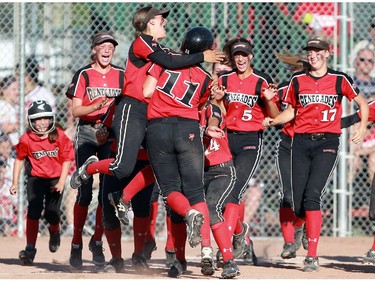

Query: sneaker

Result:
[363,249,375,264]
[185,209,204,248]
[303,256,319,272]
[69,244,83,269]
[19,245,37,266]
[281,242,296,259]
[49,231,61,253]
[168,259,187,278]
[243,240,257,265]
[88,236,105,266]
[233,222,249,258]
[200,246,215,276]
[108,191,131,225]
[143,239,157,260]
[221,259,240,279]
[131,253,149,270]
[165,249,176,268]
[302,226,308,250]
[216,250,224,269]
[102,257,124,273]
[70,155,98,189]
[294,227,303,251]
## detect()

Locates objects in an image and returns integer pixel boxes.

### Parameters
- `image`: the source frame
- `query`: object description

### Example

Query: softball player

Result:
[65,31,124,269]
[211,37,279,265]
[264,36,369,272]
[9,100,74,265]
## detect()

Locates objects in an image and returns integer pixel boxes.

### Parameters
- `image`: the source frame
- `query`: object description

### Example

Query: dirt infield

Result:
[0,236,374,279]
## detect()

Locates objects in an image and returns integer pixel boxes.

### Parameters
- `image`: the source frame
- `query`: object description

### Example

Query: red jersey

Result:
[65,63,124,123]
[147,64,212,121]
[200,103,232,167]
[123,34,204,104]
[219,69,277,132]
[358,99,375,122]
[278,81,295,138]
[285,69,359,134]
[15,128,74,178]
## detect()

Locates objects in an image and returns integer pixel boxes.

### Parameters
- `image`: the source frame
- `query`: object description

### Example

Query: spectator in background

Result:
[0,75,19,146]
[353,48,375,100]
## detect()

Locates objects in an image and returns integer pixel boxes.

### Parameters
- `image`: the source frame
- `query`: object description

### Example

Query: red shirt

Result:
[15,128,74,178]
[66,63,124,123]
[278,81,295,138]
[147,64,212,120]
[219,69,277,132]
[200,104,232,167]
[285,69,359,134]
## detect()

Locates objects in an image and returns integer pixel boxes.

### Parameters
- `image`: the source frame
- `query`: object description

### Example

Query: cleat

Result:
[143,239,157,260]
[281,242,296,259]
[302,226,308,250]
[303,256,319,272]
[69,244,82,269]
[165,249,176,268]
[102,257,124,273]
[216,250,224,269]
[185,209,204,248]
[294,227,303,251]
[19,245,36,266]
[131,253,149,270]
[363,249,375,264]
[221,259,240,279]
[70,155,98,189]
[243,240,257,265]
[168,259,187,278]
[89,236,105,266]
[233,222,249,258]
[108,191,130,225]
[200,246,215,276]
[49,231,61,253]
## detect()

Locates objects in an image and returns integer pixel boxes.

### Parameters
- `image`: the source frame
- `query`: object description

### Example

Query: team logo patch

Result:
[299,94,338,108]
[243,145,256,150]
[189,133,195,141]
[323,149,336,154]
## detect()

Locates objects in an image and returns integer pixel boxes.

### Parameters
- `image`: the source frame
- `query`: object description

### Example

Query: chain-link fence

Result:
[0,2,374,239]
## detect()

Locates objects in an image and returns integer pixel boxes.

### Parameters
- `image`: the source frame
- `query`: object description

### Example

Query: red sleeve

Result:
[59,129,75,162]
[14,134,29,160]
[147,63,163,80]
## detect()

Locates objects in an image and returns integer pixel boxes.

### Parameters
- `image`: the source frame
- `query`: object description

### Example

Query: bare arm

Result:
[143,75,158,99]
[9,158,24,195]
[71,97,112,118]
[263,104,296,127]
[349,94,369,144]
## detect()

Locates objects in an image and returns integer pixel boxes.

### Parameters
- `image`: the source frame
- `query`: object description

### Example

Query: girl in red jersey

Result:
[264,36,369,272]
[9,100,74,265]
[211,37,279,265]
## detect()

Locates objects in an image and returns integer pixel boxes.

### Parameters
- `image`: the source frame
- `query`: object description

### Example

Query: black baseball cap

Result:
[91,32,118,48]
[303,37,330,51]
[231,41,253,56]
[142,7,170,28]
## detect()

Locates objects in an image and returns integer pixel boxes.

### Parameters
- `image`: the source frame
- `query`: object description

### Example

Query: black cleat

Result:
[281,242,296,259]
[88,236,105,266]
[108,191,131,225]
[69,244,83,269]
[19,245,37,266]
[303,256,319,272]
[221,259,240,279]
[49,231,61,253]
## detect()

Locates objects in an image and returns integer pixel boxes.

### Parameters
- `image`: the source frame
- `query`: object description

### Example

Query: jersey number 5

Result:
[242,109,253,121]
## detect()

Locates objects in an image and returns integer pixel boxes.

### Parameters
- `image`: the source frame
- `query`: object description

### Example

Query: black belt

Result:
[78,120,102,129]
[297,133,340,141]
[148,117,196,125]
[208,160,233,169]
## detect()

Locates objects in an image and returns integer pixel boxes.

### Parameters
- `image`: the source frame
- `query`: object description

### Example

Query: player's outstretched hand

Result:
[205,125,225,138]
[203,50,225,63]
[349,127,366,144]
[263,117,274,128]
[210,84,226,100]
[263,84,278,101]
[51,184,64,194]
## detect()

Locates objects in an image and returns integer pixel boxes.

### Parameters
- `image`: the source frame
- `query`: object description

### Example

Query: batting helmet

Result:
[28,100,55,134]
[181,26,214,54]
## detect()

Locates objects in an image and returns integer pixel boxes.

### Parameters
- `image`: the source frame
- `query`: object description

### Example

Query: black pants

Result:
[276,132,293,208]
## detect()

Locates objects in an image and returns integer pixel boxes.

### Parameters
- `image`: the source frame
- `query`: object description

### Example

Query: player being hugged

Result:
[9,100,74,266]
[263,36,369,272]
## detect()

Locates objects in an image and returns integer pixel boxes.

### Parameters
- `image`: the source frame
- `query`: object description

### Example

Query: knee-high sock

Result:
[72,202,88,245]
[104,227,122,259]
[92,204,104,241]
[166,192,191,217]
[165,214,175,251]
[234,200,245,235]
[133,216,149,255]
[223,203,239,238]
[86,158,114,176]
[305,210,322,258]
[26,218,39,246]
[146,200,159,242]
[279,207,295,243]
[294,217,305,228]
[372,234,375,250]
[212,221,233,262]
[48,221,60,234]
[171,221,187,262]
[192,202,211,247]
[122,165,155,204]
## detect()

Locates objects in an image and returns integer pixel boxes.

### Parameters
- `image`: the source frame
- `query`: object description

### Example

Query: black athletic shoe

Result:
[303,256,319,272]
[185,209,204,248]
[88,236,105,266]
[143,239,157,260]
[102,257,125,273]
[165,249,176,268]
[131,253,149,271]
[19,245,37,266]
[168,259,187,278]
[69,244,82,269]
[243,240,257,265]
[108,191,131,225]
[49,231,61,253]
[281,242,296,259]
[294,227,304,251]
[302,226,308,250]
[363,249,375,264]
[70,155,98,189]
[221,259,240,279]
[233,222,249,258]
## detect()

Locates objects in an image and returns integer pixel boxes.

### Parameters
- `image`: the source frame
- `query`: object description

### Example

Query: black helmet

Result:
[181,26,214,54]
[27,100,55,134]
